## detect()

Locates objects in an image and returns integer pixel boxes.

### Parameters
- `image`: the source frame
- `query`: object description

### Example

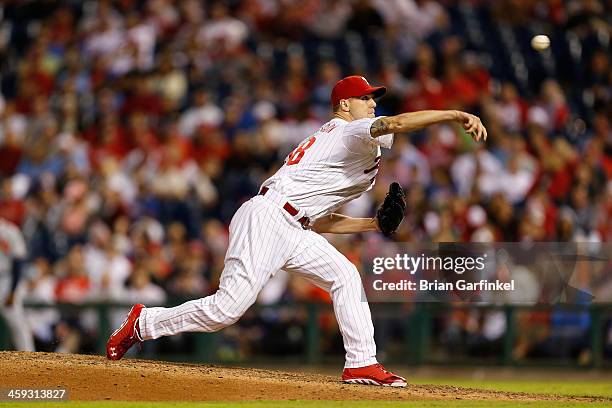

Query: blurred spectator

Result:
[307,1,352,39]
[23,257,60,351]
[179,89,224,138]
[197,2,249,59]
[0,178,26,227]
[528,79,570,133]
[490,82,527,133]
[55,245,91,303]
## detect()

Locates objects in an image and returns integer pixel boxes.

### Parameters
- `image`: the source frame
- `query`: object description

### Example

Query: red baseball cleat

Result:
[106,304,144,360]
[341,363,407,387]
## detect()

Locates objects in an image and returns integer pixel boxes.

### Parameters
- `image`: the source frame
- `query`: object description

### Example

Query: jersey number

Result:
[286,136,316,165]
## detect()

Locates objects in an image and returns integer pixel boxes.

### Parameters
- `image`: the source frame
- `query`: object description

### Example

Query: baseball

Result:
[531,34,550,51]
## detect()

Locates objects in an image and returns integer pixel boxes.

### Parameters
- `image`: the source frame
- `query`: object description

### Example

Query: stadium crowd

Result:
[0,0,610,362]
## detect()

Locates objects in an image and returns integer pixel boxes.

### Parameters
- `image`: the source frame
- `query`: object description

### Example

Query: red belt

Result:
[259,187,310,228]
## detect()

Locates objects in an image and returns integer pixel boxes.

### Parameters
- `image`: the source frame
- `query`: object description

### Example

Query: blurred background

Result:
[0,0,610,368]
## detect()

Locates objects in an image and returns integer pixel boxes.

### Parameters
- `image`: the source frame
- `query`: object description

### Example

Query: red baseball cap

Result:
[331,75,386,107]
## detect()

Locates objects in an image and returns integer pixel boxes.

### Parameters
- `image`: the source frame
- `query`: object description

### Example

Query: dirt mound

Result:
[0,352,605,402]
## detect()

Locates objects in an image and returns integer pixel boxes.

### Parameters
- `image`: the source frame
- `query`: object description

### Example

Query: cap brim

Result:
[370,86,387,99]
[331,84,388,106]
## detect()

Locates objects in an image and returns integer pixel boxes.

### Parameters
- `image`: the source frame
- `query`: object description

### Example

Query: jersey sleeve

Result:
[341,116,394,152]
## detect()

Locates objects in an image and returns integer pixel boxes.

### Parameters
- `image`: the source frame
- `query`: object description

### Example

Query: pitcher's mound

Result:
[0,352,599,402]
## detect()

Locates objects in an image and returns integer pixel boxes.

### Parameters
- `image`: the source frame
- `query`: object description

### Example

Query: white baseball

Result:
[531,35,550,51]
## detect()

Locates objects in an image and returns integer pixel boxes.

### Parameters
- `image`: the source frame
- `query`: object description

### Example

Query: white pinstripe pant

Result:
[140,194,377,368]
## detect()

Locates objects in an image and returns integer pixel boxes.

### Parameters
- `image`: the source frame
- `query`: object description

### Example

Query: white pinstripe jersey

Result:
[261,117,394,222]
[0,218,27,276]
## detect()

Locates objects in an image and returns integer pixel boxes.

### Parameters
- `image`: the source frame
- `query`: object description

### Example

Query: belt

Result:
[259,187,310,228]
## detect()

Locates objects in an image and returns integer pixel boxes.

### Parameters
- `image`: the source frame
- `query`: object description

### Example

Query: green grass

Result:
[0,403,610,408]
[411,379,612,398]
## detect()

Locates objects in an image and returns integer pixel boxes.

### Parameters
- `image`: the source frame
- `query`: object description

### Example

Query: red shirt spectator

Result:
[189,126,231,163]
[0,137,23,176]
[441,62,480,109]
[55,275,91,303]
[55,246,92,303]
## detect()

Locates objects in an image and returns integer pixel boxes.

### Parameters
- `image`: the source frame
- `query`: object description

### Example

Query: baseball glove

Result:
[376,182,406,236]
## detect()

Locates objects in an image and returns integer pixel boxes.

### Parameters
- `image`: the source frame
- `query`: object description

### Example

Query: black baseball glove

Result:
[376,182,406,236]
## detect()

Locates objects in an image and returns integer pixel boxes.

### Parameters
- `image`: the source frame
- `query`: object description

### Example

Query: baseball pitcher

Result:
[107,76,487,386]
